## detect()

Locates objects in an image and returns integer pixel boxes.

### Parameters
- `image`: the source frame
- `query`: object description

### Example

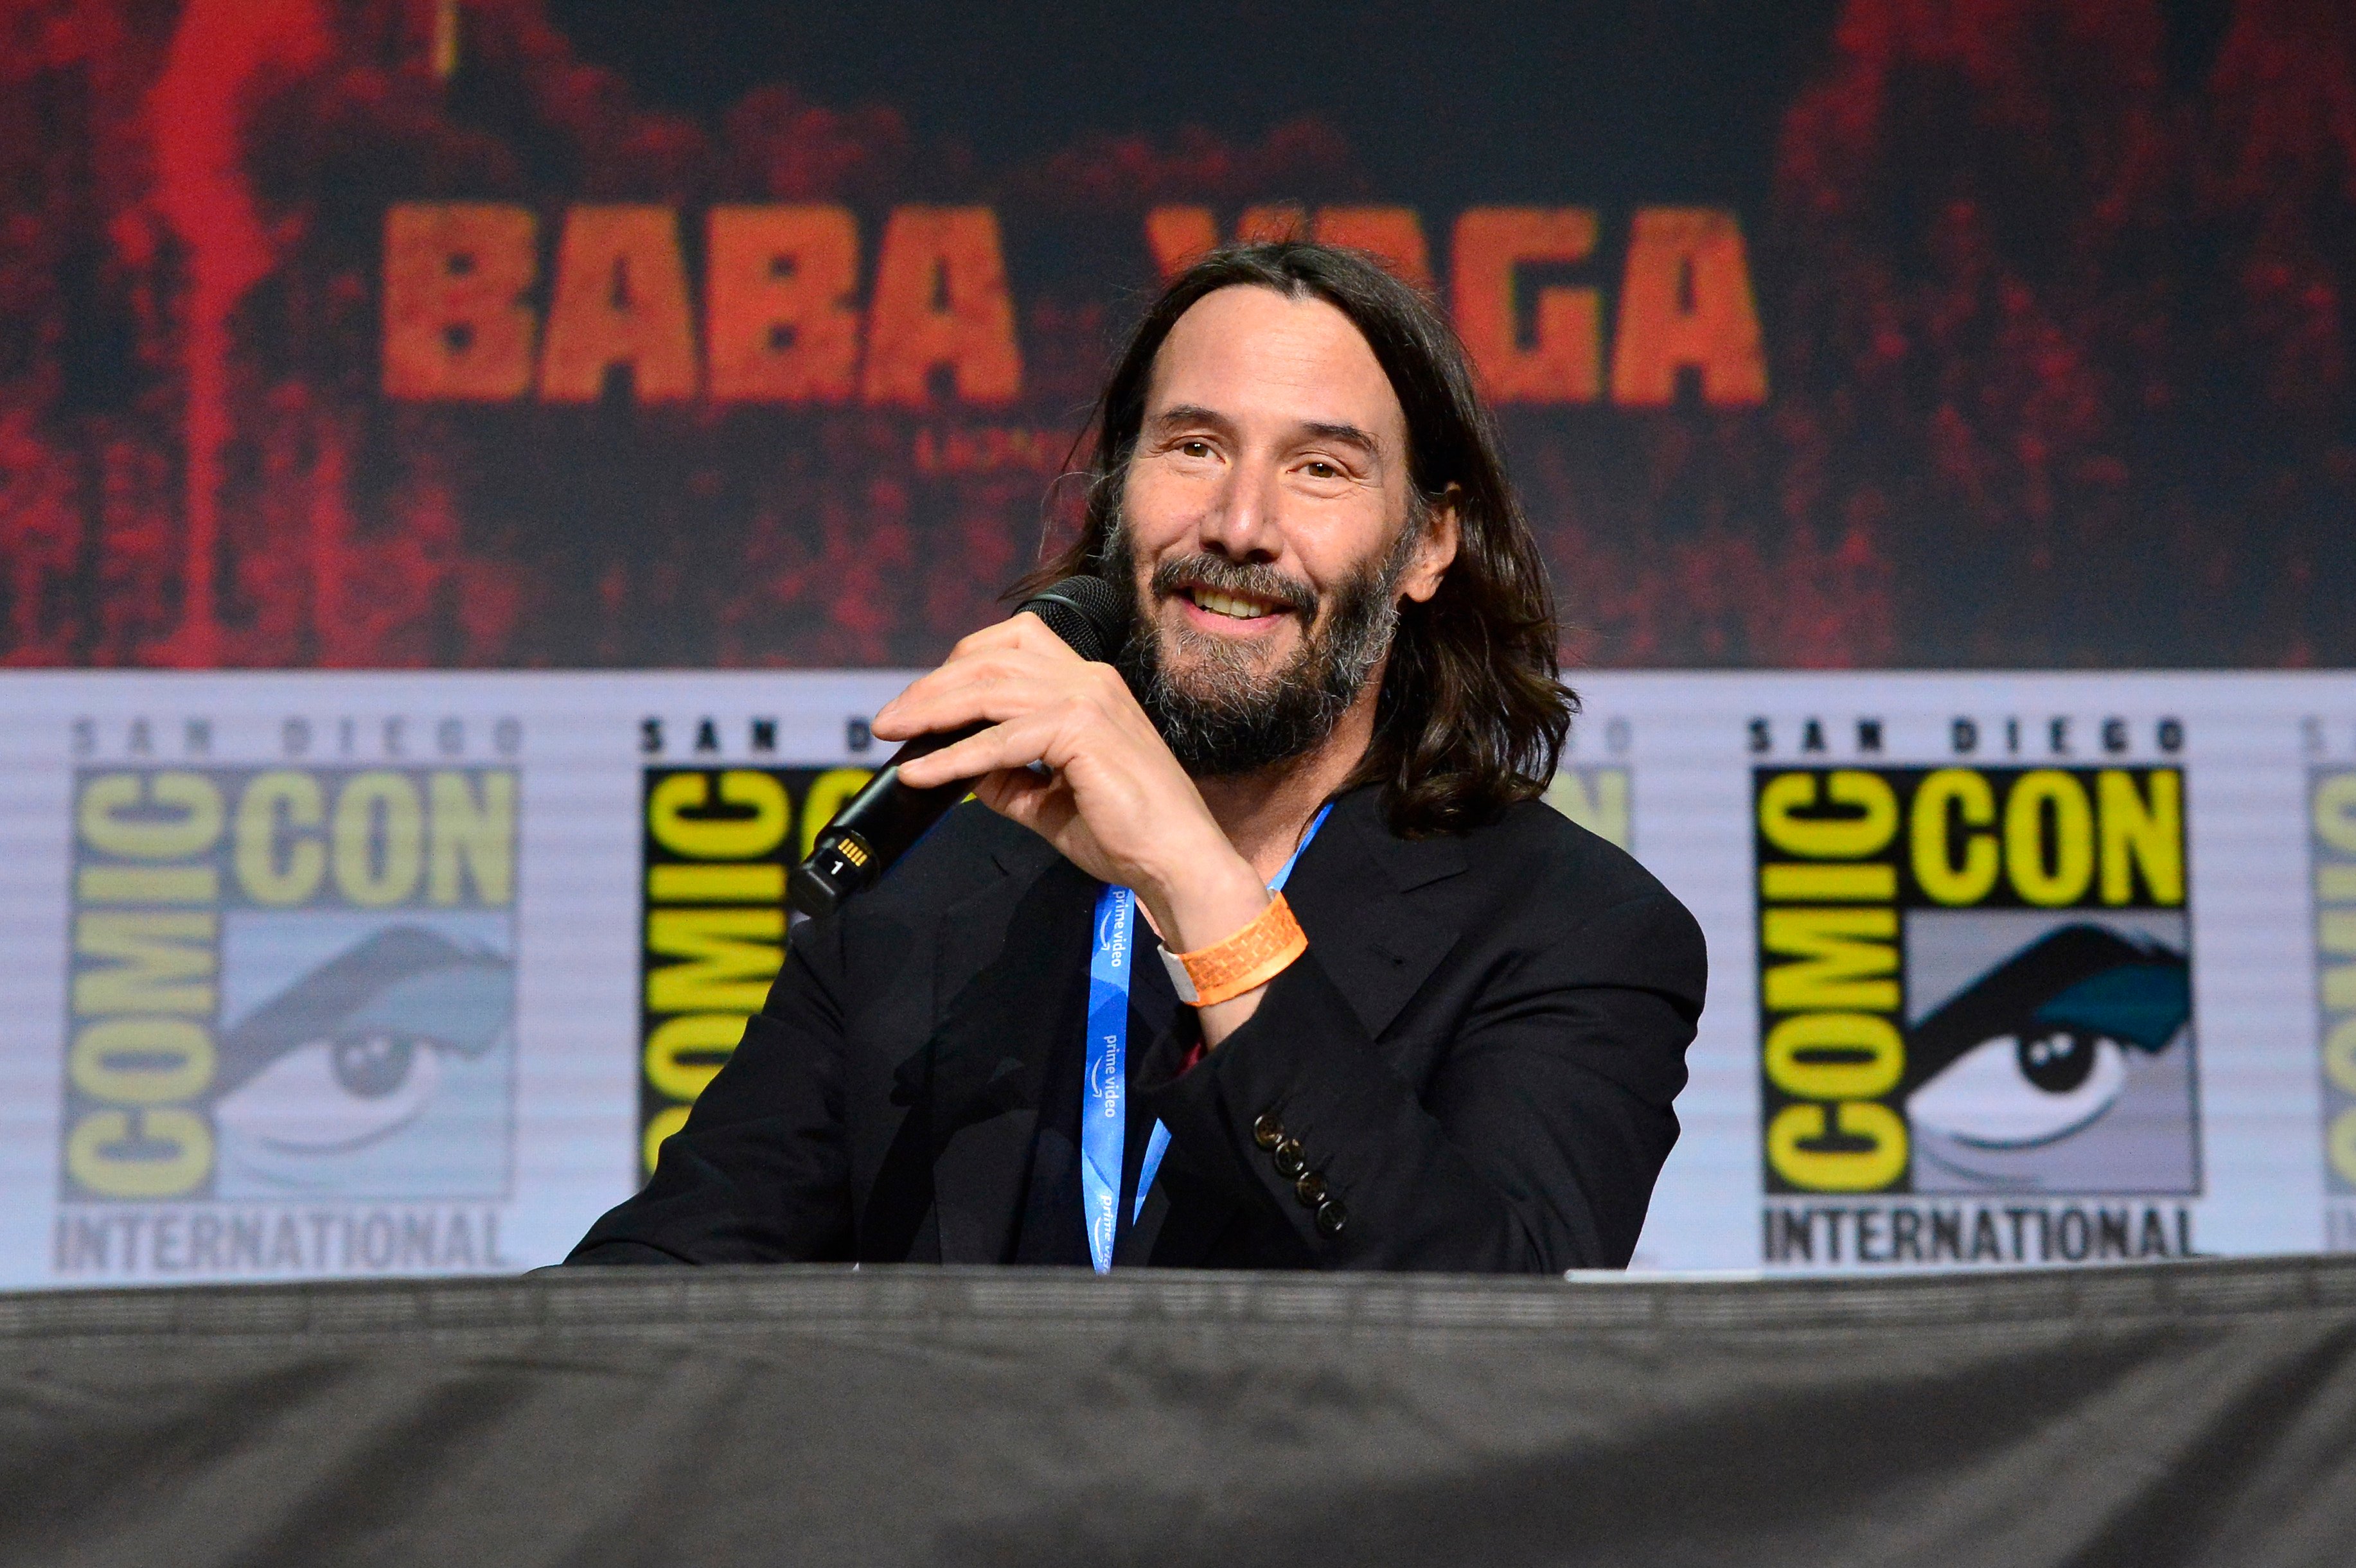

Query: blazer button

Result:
[1253,1113,1284,1150]
[1273,1138,1307,1179]
[1315,1199,1348,1237]
[1293,1171,1327,1207]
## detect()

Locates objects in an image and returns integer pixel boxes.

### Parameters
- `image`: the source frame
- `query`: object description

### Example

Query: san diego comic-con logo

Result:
[2315,766,2356,1246]
[62,767,518,1206]
[1754,765,2197,1265]
[638,764,871,1176]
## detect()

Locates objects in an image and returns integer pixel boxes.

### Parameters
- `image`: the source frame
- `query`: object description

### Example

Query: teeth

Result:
[1189,588,1273,620]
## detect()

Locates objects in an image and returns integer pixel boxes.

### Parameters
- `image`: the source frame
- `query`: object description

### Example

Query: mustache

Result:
[1147,553,1318,618]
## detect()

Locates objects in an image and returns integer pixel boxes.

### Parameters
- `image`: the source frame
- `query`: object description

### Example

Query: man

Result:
[570,242,1705,1273]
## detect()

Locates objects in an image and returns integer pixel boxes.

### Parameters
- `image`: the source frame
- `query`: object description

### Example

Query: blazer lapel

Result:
[1286,788,1469,1047]
[923,838,1096,1264]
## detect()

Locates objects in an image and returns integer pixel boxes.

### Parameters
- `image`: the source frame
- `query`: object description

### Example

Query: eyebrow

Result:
[1145,404,1237,439]
[1295,420,1382,462]
[1146,405,1385,464]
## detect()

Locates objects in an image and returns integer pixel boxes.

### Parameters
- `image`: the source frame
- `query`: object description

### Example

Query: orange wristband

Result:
[1160,891,1308,1007]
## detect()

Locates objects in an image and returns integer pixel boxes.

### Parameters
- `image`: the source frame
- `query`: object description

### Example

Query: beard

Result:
[1107,511,1419,778]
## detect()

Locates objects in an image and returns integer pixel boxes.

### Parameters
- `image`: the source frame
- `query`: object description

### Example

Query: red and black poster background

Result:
[4,0,2351,673]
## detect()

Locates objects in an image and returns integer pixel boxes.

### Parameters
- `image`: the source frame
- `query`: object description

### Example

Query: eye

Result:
[1175,438,1215,459]
[1908,1028,2129,1149]
[333,1032,419,1098]
[2018,1028,2100,1092]
[1303,459,1338,479]
[212,1032,447,1155]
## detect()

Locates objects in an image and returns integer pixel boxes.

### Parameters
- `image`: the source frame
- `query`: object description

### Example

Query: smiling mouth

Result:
[1182,585,1289,620]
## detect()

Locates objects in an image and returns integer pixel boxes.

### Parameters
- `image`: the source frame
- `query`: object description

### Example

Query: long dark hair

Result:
[1018,241,1574,836]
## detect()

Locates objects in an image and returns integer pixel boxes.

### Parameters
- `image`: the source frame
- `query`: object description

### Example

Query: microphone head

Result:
[1014,575,1128,663]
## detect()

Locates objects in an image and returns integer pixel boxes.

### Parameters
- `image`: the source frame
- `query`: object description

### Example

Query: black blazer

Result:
[570,785,1706,1273]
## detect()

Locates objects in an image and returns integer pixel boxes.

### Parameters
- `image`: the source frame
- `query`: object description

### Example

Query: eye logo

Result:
[211,925,514,1195]
[1903,926,2192,1188]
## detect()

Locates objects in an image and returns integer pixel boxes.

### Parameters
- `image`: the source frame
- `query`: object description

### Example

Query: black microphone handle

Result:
[788,574,1127,919]
[786,723,982,918]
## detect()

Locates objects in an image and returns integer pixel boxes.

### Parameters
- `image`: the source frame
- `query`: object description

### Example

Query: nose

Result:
[1195,453,1282,563]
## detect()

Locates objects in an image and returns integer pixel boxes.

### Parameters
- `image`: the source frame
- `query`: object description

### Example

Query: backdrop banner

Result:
[5,2,2354,674]
[4,668,2353,1287]
[3,1258,2353,1567]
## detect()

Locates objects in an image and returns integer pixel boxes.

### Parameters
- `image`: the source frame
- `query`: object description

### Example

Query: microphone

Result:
[788,575,1128,919]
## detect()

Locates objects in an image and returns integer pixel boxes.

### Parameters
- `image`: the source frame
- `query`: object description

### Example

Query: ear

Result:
[1397,487,1460,605]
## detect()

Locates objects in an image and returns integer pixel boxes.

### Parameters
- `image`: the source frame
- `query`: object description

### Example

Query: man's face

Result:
[1110,285,1453,775]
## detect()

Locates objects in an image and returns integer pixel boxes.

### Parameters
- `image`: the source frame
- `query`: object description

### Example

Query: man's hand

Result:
[871,613,1272,967]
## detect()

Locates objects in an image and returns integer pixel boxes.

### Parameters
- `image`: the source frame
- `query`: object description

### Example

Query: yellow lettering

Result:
[2316,773,2356,854]
[2098,770,2182,906]
[645,910,784,1012]
[75,866,217,903]
[78,772,223,859]
[642,1103,692,1176]
[1543,768,1629,850]
[332,771,425,908]
[644,1013,746,1102]
[799,768,876,859]
[648,864,786,903]
[429,771,515,906]
[70,1017,214,1104]
[1910,768,1999,905]
[73,912,217,1015]
[1763,1012,1902,1101]
[2333,1109,2356,1186]
[1762,908,1899,1011]
[650,771,790,860]
[66,1109,211,1199]
[234,771,325,906]
[2324,1016,2356,1097]
[1757,771,1898,860]
[2005,770,2095,907]
[1766,1101,1908,1192]
[1759,863,1895,901]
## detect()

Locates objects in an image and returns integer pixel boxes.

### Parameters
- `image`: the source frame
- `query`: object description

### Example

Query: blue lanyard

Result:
[1082,802,1332,1273]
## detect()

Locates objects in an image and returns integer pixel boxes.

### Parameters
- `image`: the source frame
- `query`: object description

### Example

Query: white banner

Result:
[3,670,2350,1287]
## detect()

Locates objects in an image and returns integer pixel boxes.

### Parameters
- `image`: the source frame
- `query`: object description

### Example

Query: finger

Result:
[874,613,1092,734]
[971,765,1061,827]
[970,758,1079,838]
[892,713,1066,789]
[872,653,1067,741]
[874,669,1055,745]
[941,611,1077,669]
[868,671,934,741]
